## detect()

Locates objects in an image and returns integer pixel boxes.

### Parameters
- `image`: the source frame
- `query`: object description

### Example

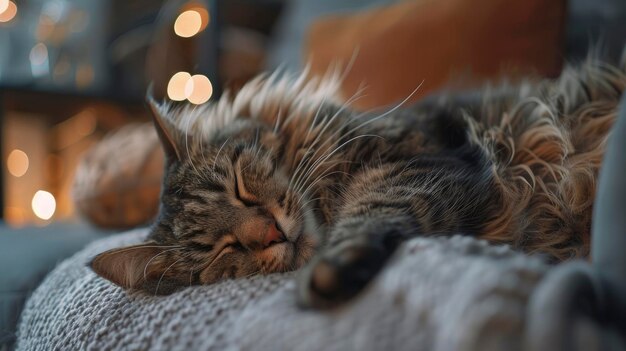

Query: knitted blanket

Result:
[16,229,546,351]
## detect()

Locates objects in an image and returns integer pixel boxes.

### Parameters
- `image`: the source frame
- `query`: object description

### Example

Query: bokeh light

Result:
[167,71,192,101]
[185,74,213,104]
[7,149,29,177]
[29,43,48,65]
[76,64,95,88]
[0,0,8,14]
[5,207,26,227]
[191,6,209,32]
[0,1,17,23]
[32,190,56,220]
[174,8,209,38]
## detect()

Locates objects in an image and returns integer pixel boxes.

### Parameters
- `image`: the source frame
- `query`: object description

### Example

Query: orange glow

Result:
[7,149,29,177]
[76,64,94,87]
[75,109,97,136]
[174,8,209,38]
[0,0,8,13]
[167,71,192,101]
[185,74,213,104]
[36,15,55,41]
[32,190,56,220]
[5,207,27,227]
[53,56,71,80]
[0,1,16,23]
[189,5,209,32]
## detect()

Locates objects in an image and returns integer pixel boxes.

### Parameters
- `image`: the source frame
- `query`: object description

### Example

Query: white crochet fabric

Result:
[17,229,546,351]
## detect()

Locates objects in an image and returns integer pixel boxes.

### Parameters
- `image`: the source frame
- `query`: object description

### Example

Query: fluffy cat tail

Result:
[477,58,625,261]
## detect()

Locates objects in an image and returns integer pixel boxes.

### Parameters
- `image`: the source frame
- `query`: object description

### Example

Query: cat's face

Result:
[90,102,319,293]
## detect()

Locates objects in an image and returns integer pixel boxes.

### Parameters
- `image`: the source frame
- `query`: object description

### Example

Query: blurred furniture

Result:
[0,0,221,224]
[73,123,163,229]
[0,222,104,348]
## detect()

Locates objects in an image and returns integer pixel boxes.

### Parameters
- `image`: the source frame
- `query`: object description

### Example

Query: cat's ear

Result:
[89,244,173,289]
[146,90,183,163]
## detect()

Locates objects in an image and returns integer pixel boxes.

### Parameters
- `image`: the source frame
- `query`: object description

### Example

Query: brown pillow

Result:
[306,0,566,110]
[73,123,164,229]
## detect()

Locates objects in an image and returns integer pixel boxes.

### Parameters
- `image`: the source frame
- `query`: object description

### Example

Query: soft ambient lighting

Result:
[174,7,209,38]
[0,0,8,13]
[7,149,29,177]
[29,43,48,65]
[75,109,97,136]
[76,64,94,87]
[185,74,213,104]
[167,71,192,101]
[0,1,17,23]
[32,190,56,220]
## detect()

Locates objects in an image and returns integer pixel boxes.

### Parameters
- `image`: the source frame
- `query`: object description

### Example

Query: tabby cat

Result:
[91,61,625,308]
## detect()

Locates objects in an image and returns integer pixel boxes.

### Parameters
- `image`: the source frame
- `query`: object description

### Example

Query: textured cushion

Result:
[16,228,548,350]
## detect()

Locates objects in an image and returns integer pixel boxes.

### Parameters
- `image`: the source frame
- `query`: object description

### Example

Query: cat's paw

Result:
[297,240,389,309]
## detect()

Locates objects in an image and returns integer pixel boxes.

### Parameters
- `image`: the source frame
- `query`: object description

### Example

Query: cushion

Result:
[73,123,164,229]
[17,229,547,351]
[306,0,566,110]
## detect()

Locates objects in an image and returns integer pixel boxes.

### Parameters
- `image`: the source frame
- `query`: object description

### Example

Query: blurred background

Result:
[1,0,625,230]
[0,0,625,348]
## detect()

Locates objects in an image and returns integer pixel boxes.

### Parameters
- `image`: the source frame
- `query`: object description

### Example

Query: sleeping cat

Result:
[91,61,625,308]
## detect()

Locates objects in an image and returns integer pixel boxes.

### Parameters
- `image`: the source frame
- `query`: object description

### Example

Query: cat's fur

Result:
[91,60,625,308]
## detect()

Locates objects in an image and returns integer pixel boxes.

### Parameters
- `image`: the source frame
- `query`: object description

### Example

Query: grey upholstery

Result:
[0,223,103,349]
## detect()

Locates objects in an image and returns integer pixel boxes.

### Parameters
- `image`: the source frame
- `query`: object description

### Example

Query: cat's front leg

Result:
[298,216,418,309]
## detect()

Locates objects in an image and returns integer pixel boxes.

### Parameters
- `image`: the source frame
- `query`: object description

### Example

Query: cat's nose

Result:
[263,221,286,247]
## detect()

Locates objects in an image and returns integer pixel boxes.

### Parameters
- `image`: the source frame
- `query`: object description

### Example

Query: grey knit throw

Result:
[16,229,546,351]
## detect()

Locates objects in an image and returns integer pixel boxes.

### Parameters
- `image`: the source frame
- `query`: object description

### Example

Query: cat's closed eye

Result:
[227,241,245,251]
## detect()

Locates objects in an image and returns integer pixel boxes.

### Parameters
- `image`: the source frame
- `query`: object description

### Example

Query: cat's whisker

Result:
[293,158,353,197]
[212,137,231,171]
[242,269,261,279]
[290,87,370,193]
[290,91,364,189]
[299,170,353,202]
[291,179,346,225]
[142,247,186,281]
[288,88,365,192]
[295,160,352,202]
[100,245,181,256]
[183,106,202,177]
[305,81,424,177]
[305,79,422,175]
[154,253,192,296]
[295,134,385,196]
[302,91,331,145]
[273,107,283,134]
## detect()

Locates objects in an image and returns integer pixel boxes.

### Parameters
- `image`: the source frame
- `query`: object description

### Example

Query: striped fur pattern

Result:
[90,60,625,307]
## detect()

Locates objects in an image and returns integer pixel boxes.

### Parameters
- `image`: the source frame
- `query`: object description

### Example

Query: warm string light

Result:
[174,10,201,38]
[0,0,8,14]
[167,72,192,101]
[167,72,213,104]
[174,5,209,38]
[7,149,29,177]
[31,190,56,220]
[0,1,17,23]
